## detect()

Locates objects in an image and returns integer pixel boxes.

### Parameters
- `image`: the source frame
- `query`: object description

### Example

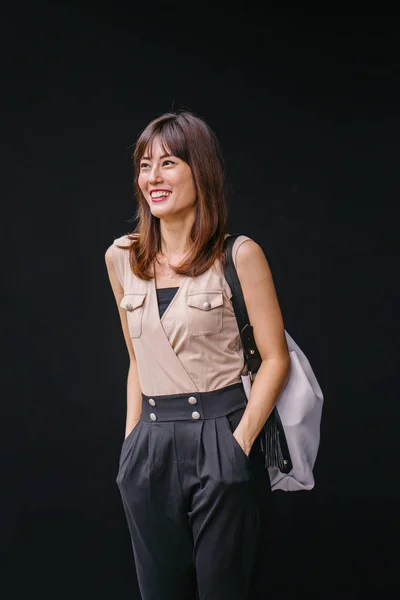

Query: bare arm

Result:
[233,240,290,455]
[105,246,143,438]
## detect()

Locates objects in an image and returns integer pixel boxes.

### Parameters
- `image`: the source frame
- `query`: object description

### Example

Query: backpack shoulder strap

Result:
[223,234,262,374]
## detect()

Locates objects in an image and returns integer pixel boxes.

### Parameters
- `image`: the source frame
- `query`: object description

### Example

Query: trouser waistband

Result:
[141,383,247,423]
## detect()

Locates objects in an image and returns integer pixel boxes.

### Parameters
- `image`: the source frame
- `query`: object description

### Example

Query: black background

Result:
[2,2,399,598]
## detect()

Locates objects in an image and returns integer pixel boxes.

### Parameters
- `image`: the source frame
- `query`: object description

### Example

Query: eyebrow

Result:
[140,153,172,161]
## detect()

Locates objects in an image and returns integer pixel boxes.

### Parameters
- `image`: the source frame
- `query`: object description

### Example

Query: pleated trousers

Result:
[116,382,272,600]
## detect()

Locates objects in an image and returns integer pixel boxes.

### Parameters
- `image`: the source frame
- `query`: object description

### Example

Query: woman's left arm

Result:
[233,239,291,456]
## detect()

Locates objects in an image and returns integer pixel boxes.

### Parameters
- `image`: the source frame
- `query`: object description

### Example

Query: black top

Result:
[156,287,179,318]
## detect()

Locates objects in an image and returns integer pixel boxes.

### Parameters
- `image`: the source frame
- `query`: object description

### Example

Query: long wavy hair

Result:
[117,110,228,279]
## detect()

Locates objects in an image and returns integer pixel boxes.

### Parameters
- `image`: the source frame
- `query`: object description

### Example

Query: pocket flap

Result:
[187,290,223,311]
[120,292,147,312]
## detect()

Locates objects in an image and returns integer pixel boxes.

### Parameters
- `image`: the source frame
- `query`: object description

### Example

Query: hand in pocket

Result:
[232,429,251,457]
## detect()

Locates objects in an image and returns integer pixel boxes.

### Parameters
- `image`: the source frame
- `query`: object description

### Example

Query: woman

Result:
[105,110,290,600]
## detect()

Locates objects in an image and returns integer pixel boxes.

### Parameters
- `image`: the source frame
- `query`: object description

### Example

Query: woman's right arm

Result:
[105,246,143,439]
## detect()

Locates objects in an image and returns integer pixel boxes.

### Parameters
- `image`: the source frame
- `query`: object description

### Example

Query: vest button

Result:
[191,411,200,420]
[148,398,156,406]
[188,396,197,405]
[202,301,211,311]
[150,413,157,421]
[125,303,133,312]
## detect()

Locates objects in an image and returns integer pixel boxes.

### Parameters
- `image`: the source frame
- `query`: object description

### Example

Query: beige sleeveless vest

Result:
[109,234,251,396]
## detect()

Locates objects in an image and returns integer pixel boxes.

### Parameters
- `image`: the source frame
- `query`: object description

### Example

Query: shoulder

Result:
[234,236,272,282]
[105,234,132,260]
[228,234,263,269]
[105,235,134,289]
[113,234,133,249]
[235,237,264,264]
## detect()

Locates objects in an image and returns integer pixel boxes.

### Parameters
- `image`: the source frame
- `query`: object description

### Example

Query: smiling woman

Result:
[138,138,197,223]
[104,110,290,600]
[119,111,228,281]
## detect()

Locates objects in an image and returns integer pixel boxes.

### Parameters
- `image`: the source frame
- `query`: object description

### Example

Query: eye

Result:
[140,162,150,169]
[162,159,175,166]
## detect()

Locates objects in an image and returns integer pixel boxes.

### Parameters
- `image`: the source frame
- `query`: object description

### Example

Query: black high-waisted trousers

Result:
[116,382,272,600]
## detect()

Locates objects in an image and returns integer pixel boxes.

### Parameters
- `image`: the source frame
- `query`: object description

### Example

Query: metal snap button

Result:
[191,411,200,420]
[148,398,156,406]
[125,303,133,312]
[202,301,211,311]
[188,396,197,405]
[150,413,157,421]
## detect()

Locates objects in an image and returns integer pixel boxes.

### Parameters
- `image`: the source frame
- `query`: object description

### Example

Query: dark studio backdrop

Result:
[2,2,398,598]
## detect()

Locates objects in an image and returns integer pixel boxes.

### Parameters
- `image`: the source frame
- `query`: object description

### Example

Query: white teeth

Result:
[151,191,171,198]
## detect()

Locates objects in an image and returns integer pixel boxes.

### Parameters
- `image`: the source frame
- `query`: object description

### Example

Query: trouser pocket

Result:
[116,420,145,488]
[224,407,251,464]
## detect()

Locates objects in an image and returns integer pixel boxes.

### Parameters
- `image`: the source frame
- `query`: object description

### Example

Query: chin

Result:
[150,206,172,219]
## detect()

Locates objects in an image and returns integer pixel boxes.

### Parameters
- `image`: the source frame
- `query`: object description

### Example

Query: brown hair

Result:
[117,110,228,279]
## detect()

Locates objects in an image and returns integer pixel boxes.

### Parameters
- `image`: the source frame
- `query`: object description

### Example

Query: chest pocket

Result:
[120,293,146,338]
[187,290,224,336]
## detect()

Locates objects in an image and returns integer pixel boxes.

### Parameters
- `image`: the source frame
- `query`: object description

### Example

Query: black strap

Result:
[223,235,262,374]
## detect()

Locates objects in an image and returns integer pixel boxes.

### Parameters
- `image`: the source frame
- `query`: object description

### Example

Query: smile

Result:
[150,190,172,202]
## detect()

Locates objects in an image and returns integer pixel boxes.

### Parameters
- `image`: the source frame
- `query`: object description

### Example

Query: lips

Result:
[151,196,170,202]
[150,189,172,202]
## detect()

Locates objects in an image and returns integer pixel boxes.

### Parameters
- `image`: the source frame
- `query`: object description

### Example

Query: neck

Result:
[159,218,194,258]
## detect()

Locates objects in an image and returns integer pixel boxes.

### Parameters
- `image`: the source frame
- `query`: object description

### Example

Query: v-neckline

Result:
[152,262,187,323]
[147,265,198,392]
[151,234,231,323]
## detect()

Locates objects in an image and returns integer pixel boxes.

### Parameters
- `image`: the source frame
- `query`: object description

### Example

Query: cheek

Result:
[178,174,196,196]
[188,178,197,199]
[138,173,147,191]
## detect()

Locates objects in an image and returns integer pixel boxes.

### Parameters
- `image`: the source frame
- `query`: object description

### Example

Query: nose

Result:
[148,164,163,184]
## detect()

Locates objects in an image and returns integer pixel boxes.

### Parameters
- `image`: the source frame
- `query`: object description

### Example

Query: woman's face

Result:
[138,136,197,221]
